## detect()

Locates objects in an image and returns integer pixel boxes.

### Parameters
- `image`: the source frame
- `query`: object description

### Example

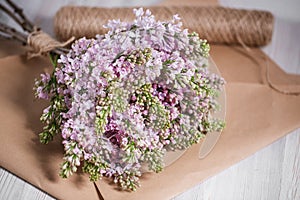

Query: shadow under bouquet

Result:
[34,8,225,191]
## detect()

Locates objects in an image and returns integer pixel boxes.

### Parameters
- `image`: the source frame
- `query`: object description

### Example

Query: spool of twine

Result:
[54,6,274,47]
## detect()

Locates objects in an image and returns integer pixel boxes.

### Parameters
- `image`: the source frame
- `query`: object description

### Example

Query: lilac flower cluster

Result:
[34,8,225,191]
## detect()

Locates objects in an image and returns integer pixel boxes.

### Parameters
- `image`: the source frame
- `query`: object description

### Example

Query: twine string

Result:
[27,27,75,58]
[235,34,300,96]
[264,56,300,96]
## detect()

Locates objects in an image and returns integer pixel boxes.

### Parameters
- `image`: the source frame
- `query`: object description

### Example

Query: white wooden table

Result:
[1,0,299,199]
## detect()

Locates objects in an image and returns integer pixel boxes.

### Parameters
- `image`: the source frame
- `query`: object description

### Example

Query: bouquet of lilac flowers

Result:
[34,8,225,191]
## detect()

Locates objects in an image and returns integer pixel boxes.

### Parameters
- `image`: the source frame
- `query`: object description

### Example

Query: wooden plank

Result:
[172,130,299,200]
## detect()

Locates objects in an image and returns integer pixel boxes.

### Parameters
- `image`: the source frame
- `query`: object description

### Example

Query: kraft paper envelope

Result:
[0,44,300,200]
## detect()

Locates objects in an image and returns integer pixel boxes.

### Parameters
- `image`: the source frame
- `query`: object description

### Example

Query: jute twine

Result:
[54,6,274,47]
[27,28,74,58]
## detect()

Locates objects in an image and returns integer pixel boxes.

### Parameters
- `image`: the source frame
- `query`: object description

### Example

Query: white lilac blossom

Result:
[34,8,225,191]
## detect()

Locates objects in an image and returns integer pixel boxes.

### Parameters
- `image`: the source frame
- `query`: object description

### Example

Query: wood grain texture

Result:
[1,0,300,199]
[0,169,54,200]
[172,130,300,200]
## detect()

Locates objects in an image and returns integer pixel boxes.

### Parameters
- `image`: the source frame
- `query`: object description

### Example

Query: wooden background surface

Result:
[1,0,299,199]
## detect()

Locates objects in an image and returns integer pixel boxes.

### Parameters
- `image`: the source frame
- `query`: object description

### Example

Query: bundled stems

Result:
[4,0,34,32]
[0,0,69,56]
[0,21,27,43]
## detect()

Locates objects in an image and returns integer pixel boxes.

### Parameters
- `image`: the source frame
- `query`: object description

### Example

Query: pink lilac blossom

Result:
[34,8,225,191]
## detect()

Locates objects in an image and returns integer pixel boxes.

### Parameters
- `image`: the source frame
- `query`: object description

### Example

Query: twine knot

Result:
[27,28,74,58]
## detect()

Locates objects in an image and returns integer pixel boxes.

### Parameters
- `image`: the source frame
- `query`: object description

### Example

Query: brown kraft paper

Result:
[0,44,300,200]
